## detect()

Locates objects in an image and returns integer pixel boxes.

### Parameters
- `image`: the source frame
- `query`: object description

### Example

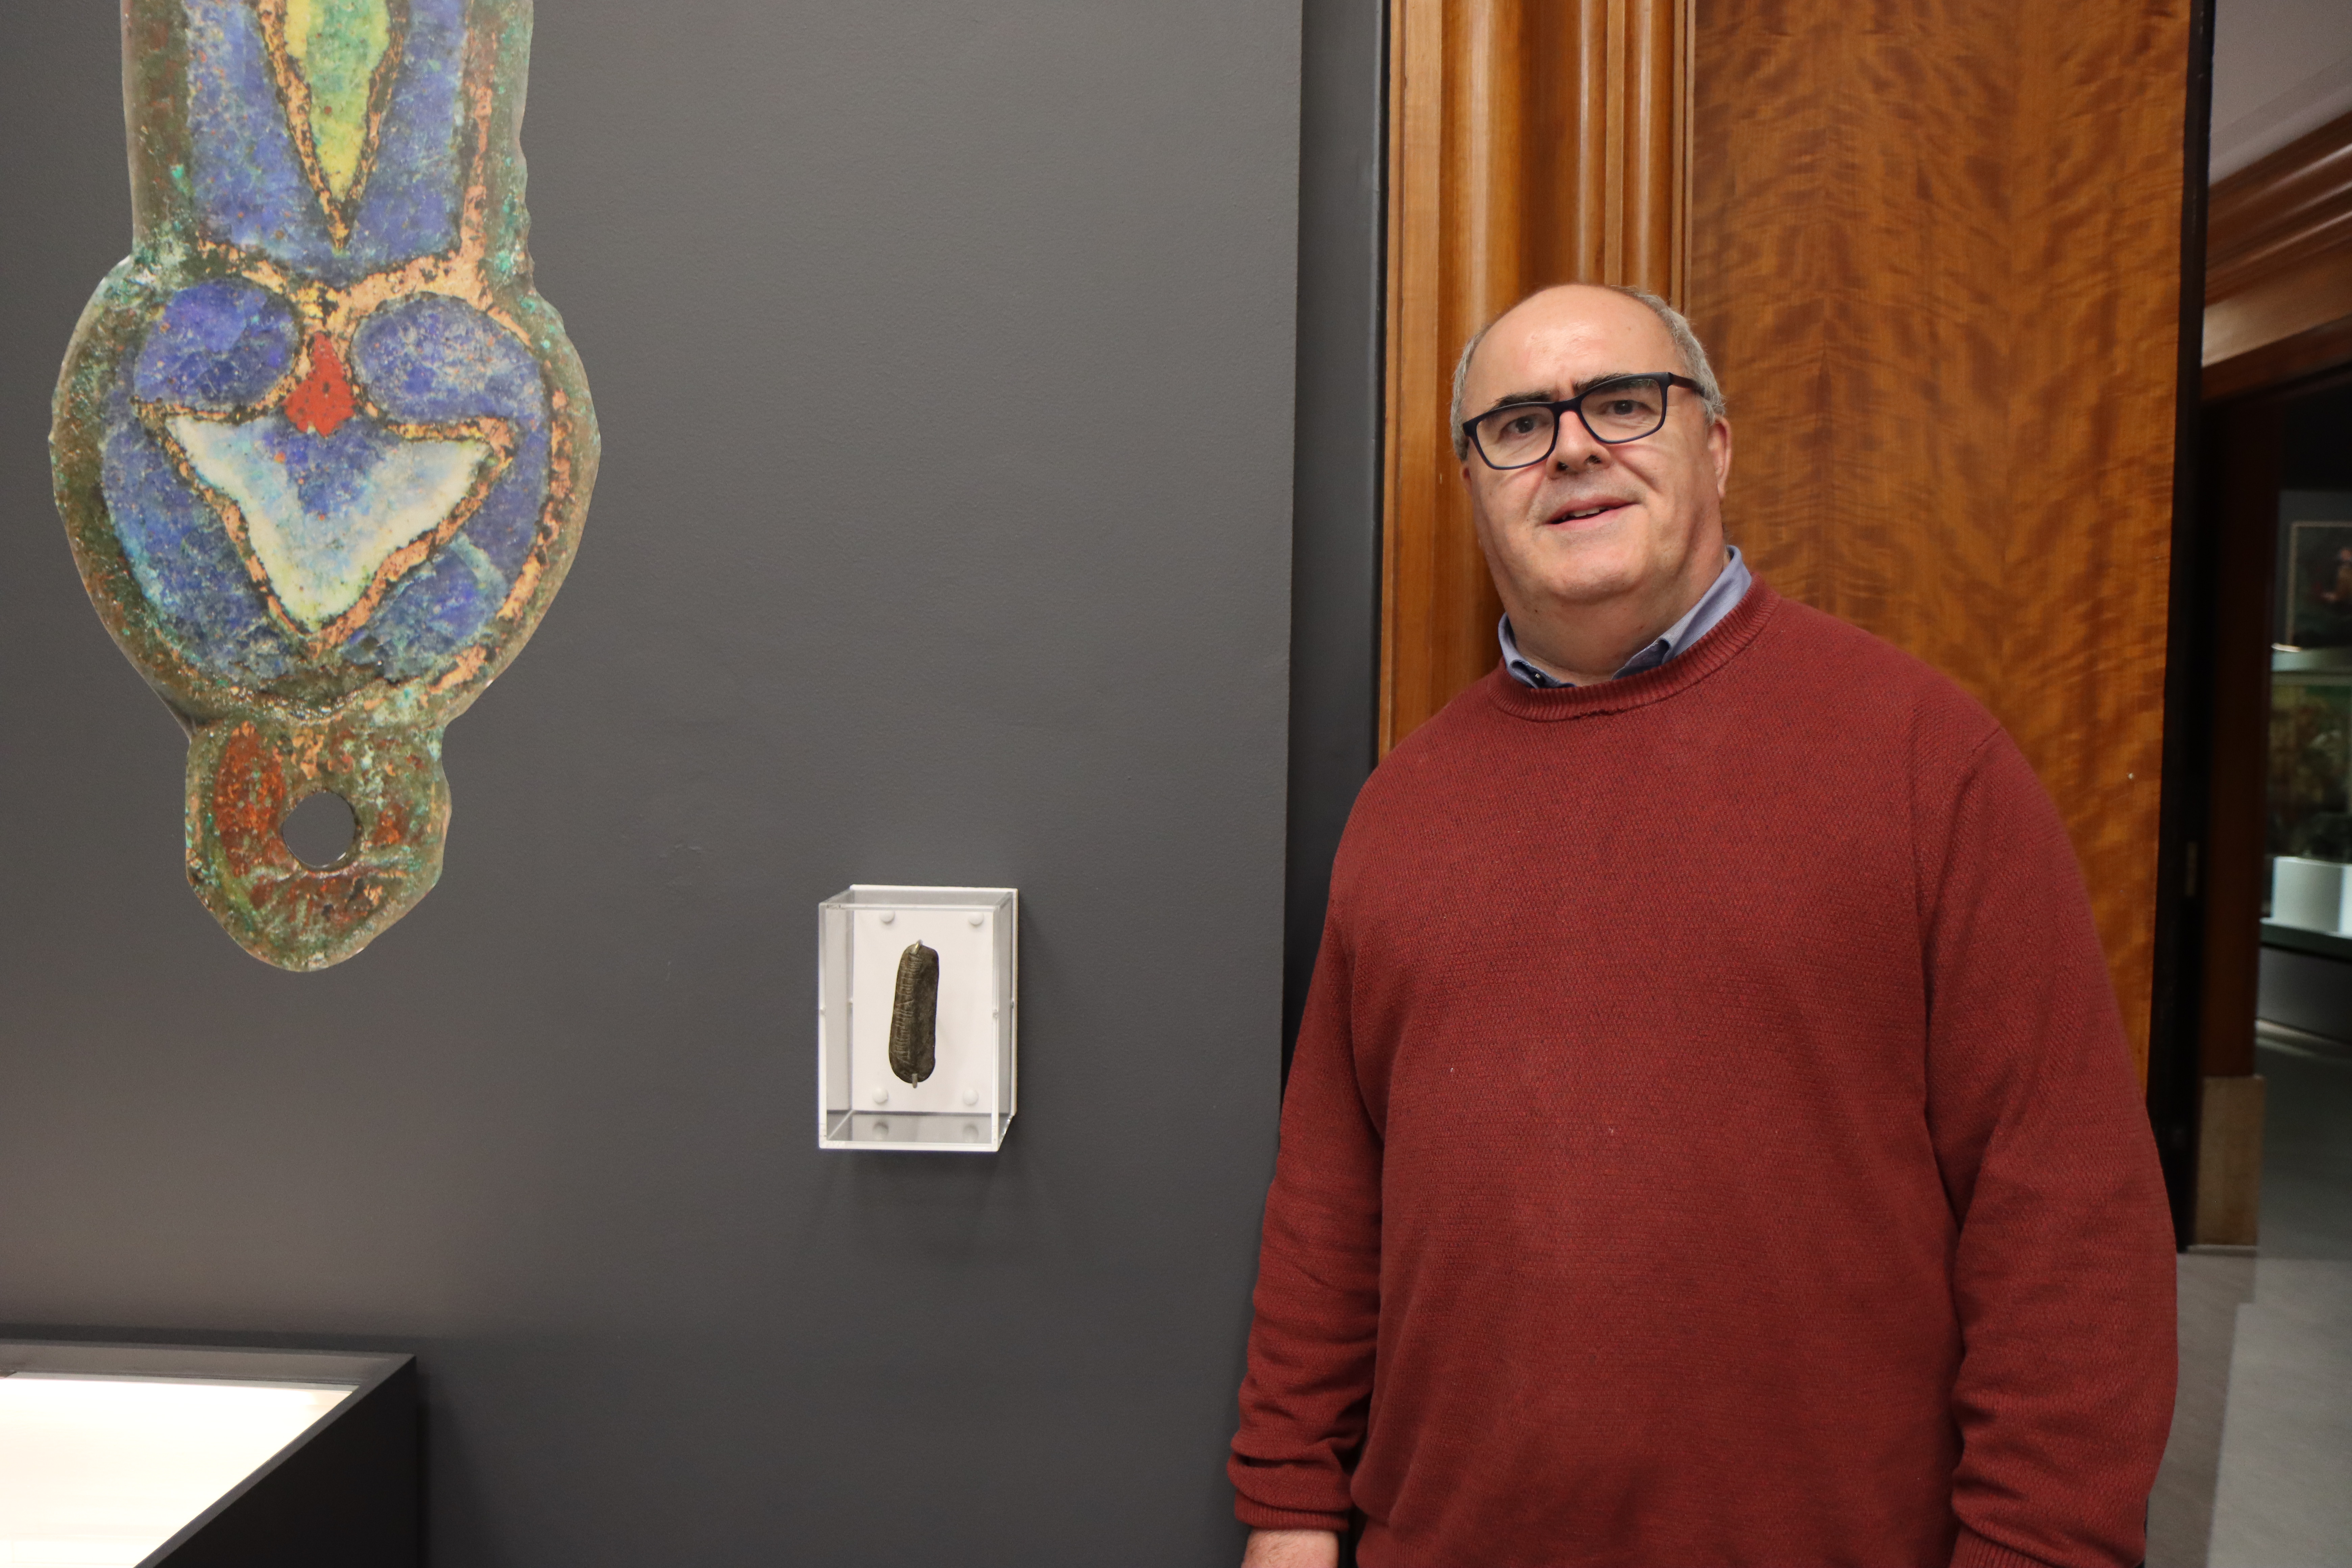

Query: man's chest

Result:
[1333,735,1934,1135]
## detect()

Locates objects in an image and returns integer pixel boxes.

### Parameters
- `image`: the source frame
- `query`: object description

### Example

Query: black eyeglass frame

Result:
[1461,373,1706,469]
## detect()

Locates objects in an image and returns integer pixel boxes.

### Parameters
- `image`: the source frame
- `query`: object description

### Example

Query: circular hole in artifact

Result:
[282,790,359,869]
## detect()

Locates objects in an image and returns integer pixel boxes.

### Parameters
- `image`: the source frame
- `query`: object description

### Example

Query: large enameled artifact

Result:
[52,0,597,970]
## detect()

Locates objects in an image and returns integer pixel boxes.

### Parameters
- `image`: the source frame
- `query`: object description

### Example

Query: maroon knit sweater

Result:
[1232,584,2176,1568]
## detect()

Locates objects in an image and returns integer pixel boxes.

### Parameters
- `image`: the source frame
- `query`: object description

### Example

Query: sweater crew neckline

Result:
[1483,580,1782,722]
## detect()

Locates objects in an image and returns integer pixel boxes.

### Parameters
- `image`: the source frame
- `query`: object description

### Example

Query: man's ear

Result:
[1709,416,1734,498]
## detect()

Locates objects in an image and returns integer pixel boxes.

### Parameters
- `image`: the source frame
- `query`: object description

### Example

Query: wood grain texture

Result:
[2203,311,2352,402]
[2002,3,2196,1082]
[2206,109,2352,310]
[2194,1074,2265,1246]
[1381,0,1693,750]
[2205,250,2352,367]
[2203,111,2352,400]
[1686,0,2193,1075]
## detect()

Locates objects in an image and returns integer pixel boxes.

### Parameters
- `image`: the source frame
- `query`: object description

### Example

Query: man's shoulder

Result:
[1353,668,1513,799]
[1757,592,2006,758]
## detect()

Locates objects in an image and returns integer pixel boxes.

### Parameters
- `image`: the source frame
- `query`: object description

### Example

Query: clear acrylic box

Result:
[818,885,1016,1152]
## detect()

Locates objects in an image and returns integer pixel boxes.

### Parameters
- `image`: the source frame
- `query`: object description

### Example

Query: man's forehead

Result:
[1470,288,1672,393]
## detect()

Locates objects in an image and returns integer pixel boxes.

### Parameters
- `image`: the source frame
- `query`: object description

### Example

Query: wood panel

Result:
[2207,113,2352,297]
[2204,108,2352,395]
[1685,0,2195,1075]
[1381,0,1693,751]
[2204,309,2352,402]
[2194,1073,2265,1246]
[2003,4,2200,1080]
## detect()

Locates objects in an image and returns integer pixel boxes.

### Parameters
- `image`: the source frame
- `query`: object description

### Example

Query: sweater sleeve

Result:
[1229,908,1382,1533]
[1917,728,2178,1568]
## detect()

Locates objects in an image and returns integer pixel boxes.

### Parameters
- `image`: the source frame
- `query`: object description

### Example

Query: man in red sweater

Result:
[1231,285,2176,1568]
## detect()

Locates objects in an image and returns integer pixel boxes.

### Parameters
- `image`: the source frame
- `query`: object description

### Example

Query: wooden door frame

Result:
[2145,0,2220,1246]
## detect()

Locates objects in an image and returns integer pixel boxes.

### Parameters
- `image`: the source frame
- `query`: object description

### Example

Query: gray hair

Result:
[1449,285,1727,460]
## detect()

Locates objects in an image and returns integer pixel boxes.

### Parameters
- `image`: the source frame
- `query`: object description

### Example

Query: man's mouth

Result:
[1543,499,1633,526]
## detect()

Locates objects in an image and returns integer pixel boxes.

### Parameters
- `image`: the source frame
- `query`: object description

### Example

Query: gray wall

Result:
[0,3,1300,1563]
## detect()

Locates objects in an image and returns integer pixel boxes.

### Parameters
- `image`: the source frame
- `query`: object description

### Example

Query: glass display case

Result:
[2269,651,2352,948]
[2270,646,2352,903]
[0,1342,415,1567]
[818,886,1016,1152]
[2265,486,2352,947]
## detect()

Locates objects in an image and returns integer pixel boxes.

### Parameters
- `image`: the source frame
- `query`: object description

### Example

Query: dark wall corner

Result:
[1284,0,1387,1077]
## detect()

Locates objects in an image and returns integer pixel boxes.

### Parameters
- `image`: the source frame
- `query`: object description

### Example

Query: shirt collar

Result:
[1500,546,1751,689]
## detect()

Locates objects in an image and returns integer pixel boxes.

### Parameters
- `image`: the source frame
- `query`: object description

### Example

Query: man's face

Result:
[1457,287,1733,620]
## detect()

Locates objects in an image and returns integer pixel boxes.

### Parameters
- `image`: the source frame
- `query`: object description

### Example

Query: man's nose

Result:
[1552,414,1607,470]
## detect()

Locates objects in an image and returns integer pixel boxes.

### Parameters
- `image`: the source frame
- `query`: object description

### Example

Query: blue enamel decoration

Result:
[52,0,599,969]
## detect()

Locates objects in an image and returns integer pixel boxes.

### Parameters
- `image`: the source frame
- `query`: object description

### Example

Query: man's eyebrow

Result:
[1570,370,1645,396]
[1478,389,1558,417]
[1476,371,1647,417]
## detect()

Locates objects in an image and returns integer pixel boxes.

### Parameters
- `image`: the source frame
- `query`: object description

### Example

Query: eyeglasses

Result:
[1461,373,1704,469]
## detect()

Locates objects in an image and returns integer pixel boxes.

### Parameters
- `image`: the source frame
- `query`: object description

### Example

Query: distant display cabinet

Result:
[819,886,1017,1152]
[2269,646,2352,938]
[2266,491,2352,950]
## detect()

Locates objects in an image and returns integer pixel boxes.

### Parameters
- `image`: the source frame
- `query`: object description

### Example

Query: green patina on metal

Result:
[51,0,597,969]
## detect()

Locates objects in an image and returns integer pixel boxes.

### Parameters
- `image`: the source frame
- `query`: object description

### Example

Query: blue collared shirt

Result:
[1499,546,1753,688]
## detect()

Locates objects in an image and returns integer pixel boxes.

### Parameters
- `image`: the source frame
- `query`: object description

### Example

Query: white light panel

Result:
[0,1374,352,1567]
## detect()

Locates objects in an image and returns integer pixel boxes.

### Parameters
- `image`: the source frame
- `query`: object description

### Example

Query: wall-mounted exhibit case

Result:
[819,887,1016,1152]
[49,0,598,971]
[0,1342,417,1568]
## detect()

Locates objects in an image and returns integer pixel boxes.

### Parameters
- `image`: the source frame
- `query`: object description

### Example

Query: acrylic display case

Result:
[819,885,1016,1152]
[0,1341,416,1568]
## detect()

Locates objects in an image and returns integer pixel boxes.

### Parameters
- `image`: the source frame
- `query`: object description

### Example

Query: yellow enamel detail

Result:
[283,0,393,199]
